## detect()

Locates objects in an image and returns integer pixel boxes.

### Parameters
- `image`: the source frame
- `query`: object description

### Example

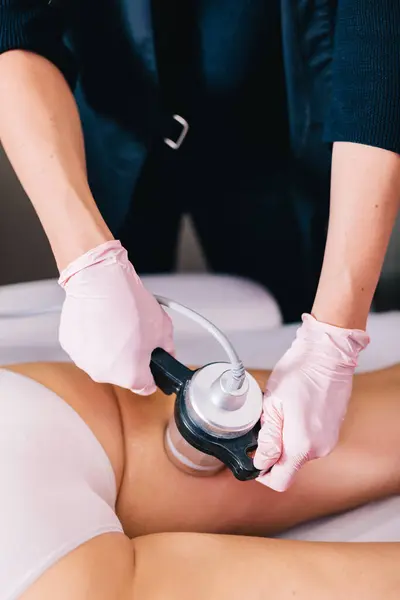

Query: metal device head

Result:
[150,348,263,481]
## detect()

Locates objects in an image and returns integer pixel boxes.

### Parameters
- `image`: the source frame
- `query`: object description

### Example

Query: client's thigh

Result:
[114,366,400,539]
[0,369,124,599]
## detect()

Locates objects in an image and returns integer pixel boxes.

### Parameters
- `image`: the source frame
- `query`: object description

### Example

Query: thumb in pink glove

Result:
[58,240,174,394]
[254,314,369,492]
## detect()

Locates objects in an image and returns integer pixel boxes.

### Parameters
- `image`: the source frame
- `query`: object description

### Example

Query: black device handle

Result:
[151,348,263,481]
[175,388,261,481]
[150,348,193,395]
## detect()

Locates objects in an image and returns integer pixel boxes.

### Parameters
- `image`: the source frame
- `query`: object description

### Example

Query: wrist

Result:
[46,190,114,271]
[54,226,113,273]
[311,259,373,331]
[311,288,370,331]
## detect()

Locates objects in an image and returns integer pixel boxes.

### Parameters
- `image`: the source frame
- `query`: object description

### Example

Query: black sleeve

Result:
[0,0,77,88]
[324,0,400,154]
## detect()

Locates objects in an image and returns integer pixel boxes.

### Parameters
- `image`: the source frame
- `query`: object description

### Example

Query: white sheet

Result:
[1,276,400,370]
[0,275,281,364]
[0,276,399,542]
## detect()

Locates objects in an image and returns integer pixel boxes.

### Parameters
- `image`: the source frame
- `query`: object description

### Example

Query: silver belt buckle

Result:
[164,114,189,150]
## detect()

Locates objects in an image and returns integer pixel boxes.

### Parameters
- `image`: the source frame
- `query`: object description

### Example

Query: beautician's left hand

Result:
[254,314,369,492]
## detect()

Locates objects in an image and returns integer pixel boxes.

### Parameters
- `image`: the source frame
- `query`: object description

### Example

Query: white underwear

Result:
[0,369,123,600]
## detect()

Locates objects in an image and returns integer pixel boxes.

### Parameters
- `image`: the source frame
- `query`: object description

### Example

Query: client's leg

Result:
[5,361,400,539]
[115,363,400,538]
[131,532,400,600]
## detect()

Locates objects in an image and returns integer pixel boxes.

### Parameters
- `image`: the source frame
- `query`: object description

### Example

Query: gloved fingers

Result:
[253,397,283,472]
[160,310,175,356]
[256,449,309,492]
[253,438,281,473]
[130,371,157,396]
[129,352,157,396]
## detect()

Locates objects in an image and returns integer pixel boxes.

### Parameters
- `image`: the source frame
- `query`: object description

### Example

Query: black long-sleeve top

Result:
[1,0,400,153]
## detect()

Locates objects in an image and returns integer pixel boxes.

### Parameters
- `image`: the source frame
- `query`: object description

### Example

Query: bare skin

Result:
[313,142,400,331]
[2,361,398,599]
[0,52,112,270]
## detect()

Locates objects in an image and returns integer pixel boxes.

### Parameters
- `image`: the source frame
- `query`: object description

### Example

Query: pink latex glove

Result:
[254,314,369,492]
[58,240,174,394]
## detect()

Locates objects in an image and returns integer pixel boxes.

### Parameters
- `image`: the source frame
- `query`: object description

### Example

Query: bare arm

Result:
[312,142,400,330]
[316,2,400,330]
[0,50,112,271]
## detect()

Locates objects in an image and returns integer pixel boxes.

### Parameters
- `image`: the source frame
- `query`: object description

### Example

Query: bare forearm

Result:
[132,533,400,599]
[313,142,400,330]
[0,51,112,271]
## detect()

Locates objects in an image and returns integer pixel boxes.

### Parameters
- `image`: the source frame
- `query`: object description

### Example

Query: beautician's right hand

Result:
[58,240,174,394]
